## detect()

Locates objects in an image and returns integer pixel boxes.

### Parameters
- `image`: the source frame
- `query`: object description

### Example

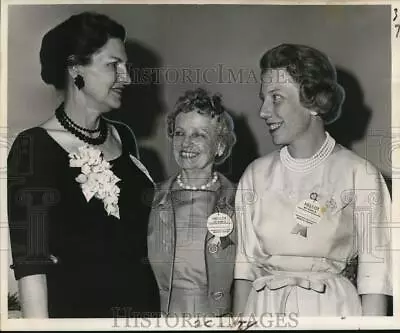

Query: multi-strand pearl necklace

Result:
[280,131,336,173]
[176,172,218,190]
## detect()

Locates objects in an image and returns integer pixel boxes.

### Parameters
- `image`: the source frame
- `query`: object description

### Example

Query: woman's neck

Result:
[63,98,102,131]
[287,126,327,159]
[180,167,214,187]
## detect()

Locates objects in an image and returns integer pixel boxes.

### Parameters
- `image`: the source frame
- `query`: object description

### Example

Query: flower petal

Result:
[75,174,88,184]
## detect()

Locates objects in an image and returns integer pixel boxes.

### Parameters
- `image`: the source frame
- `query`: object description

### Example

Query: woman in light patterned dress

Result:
[233,44,392,316]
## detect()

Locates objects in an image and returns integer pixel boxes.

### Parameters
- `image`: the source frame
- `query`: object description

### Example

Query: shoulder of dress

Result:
[216,173,237,207]
[152,176,176,207]
[331,146,379,173]
[9,127,48,154]
[106,119,133,137]
[242,151,280,176]
[8,127,62,180]
[217,172,236,189]
[103,117,130,127]
[106,119,140,158]
[154,175,176,191]
[13,126,44,139]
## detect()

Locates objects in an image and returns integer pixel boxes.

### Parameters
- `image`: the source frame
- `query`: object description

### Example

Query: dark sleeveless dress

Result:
[8,124,160,318]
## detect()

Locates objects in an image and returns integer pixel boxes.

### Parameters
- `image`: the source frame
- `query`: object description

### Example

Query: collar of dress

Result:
[153,171,236,213]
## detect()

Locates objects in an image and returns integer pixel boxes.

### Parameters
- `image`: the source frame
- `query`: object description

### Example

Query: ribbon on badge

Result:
[291,192,323,238]
[207,212,233,254]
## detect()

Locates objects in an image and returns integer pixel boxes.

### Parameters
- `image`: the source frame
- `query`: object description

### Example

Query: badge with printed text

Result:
[291,192,325,238]
[207,213,233,253]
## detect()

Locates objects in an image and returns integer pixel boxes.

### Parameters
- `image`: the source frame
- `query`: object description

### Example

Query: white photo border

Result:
[1,0,399,330]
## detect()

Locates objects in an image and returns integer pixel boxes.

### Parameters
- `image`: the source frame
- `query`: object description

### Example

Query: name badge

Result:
[291,192,324,238]
[207,213,233,253]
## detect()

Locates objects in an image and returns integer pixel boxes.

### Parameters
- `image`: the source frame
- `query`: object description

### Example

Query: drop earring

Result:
[216,145,223,157]
[310,110,318,116]
[74,75,85,90]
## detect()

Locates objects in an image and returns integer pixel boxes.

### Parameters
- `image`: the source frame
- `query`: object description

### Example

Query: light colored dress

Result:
[148,173,237,316]
[234,145,392,316]
[169,182,219,314]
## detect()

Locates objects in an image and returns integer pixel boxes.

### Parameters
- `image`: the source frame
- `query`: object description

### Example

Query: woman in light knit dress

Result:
[234,44,392,316]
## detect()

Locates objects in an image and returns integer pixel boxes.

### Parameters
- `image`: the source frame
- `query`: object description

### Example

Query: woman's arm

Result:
[8,132,52,318]
[233,279,252,314]
[18,274,48,318]
[233,165,258,315]
[354,163,392,316]
[361,294,388,316]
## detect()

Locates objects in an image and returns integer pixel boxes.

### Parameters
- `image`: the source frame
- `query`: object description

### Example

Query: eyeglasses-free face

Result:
[259,68,313,147]
[77,37,131,113]
[172,111,222,174]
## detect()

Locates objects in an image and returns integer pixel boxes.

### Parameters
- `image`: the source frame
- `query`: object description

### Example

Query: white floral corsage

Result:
[69,145,121,219]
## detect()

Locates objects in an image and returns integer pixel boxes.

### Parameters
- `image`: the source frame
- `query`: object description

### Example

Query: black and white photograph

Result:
[1,0,399,330]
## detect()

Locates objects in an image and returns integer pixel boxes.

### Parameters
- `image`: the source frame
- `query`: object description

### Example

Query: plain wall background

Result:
[7,4,391,293]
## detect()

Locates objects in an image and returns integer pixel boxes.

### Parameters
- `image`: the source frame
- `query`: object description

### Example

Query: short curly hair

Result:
[167,88,236,165]
[40,12,126,90]
[260,43,345,125]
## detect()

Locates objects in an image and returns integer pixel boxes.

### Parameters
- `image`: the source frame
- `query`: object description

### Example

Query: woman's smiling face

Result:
[259,68,312,146]
[172,111,220,174]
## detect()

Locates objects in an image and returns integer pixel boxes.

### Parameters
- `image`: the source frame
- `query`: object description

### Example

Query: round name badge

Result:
[293,199,323,228]
[207,212,233,237]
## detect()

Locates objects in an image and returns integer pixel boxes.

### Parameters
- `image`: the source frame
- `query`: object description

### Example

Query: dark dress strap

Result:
[106,119,140,159]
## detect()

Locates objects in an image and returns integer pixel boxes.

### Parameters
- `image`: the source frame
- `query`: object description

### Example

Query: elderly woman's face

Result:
[172,111,220,173]
[79,38,131,112]
[259,68,312,146]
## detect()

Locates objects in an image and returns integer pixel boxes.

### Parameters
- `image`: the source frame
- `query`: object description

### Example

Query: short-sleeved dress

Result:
[234,144,392,316]
[8,125,160,318]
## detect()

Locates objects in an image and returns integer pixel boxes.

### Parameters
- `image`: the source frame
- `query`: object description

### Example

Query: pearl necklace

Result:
[280,131,335,173]
[176,172,218,190]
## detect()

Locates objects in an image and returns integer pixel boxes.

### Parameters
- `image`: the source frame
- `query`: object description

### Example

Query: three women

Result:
[8,12,391,318]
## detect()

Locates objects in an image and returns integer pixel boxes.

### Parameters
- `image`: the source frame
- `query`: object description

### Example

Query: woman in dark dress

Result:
[7,12,160,318]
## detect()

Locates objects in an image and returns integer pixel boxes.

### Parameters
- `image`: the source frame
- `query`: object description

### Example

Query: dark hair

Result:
[260,43,345,124]
[167,88,236,165]
[40,12,126,90]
